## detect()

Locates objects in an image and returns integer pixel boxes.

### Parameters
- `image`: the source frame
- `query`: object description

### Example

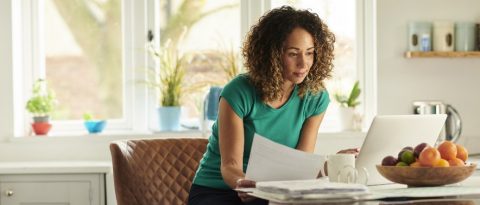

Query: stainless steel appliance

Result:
[413,101,462,144]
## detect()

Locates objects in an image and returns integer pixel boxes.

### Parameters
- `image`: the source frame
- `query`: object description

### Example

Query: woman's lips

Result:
[293,72,306,77]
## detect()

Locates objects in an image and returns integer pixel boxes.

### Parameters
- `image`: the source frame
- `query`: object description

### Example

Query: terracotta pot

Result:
[31,122,52,135]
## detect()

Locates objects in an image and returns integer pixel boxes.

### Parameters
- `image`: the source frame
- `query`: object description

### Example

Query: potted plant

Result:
[334,81,361,131]
[83,113,107,134]
[25,79,58,135]
[147,37,188,131]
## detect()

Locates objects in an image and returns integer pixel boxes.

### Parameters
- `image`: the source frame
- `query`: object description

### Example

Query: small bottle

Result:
[420,34,431,51]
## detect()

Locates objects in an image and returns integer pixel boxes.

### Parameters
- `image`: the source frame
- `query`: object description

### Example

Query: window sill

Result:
[9,130,366,144]
[10,130,209,144]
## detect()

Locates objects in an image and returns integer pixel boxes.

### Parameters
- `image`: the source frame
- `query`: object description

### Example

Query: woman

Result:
[188,6,357,205]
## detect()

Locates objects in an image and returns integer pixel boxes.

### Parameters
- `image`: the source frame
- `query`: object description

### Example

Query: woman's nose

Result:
[297,54,306,68]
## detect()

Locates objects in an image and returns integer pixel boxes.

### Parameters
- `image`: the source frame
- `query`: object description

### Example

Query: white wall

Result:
[376,0,480,149]
[0,0,15,141]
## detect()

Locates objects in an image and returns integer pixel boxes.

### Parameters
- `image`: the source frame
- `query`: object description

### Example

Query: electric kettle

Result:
[413,101,462,144]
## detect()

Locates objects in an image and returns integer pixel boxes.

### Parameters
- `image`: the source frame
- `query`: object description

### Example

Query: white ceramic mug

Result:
[327,154,368,184]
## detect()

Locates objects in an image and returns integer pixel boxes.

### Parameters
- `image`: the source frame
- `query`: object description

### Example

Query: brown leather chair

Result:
[110,138,208,205]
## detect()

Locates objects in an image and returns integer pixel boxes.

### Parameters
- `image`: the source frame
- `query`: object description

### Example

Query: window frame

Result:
[3,0,374,137]
[17,0,154,135]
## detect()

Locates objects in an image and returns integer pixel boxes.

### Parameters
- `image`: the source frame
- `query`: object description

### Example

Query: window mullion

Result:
[32,0,46,79]
[128,0,150,132]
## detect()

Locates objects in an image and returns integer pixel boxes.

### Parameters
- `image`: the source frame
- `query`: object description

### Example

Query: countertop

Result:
[0,161,111,174]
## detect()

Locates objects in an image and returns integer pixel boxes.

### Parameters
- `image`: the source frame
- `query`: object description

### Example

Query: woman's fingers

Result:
[236,179,257,202]
[337,148,360,157]
[236,178,256,188]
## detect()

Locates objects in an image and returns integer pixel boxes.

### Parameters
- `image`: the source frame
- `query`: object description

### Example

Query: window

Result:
[21,0,151,135]
[44,0,123,120]
[15,0,367,136]
[158,0,241,130]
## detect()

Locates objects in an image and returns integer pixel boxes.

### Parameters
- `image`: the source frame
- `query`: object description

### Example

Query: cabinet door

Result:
[1,181,90,205]
[0,174,104,205]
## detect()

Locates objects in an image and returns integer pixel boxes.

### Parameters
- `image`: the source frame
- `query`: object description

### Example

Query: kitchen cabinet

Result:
[0,161,110,205]
[405,51,480,58]
[0,174,104,205]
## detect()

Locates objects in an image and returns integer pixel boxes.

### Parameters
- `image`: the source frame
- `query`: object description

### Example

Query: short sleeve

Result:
[305,89,330,118]
[220,75,255,119]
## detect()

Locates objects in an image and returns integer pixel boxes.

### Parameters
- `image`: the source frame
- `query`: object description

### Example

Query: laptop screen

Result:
[355,114,447,185]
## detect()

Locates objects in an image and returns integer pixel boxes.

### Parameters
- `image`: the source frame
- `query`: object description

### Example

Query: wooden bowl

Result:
[376,163,477,187]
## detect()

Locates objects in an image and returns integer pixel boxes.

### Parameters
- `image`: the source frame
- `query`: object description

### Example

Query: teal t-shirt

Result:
[193,74,330,189]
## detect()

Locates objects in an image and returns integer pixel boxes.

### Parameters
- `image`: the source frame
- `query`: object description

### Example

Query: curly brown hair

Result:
[242,6,335,102]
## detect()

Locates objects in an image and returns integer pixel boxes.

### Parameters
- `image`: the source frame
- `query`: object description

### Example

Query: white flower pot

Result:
[157,106,181,131]
[338,107,355,131]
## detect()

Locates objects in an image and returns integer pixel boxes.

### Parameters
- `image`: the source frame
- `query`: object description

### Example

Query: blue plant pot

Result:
[157,106,181,131]
[84,120,107,134]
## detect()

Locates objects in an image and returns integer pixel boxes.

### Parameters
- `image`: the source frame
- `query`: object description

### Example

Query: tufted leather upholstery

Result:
[110,138,208,205]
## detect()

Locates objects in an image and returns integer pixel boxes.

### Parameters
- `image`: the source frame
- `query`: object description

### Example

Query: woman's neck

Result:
[266,82,295,109]
[281,82,295,98]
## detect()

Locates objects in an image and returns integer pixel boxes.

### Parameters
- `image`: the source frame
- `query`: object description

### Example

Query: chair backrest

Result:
[110,138,208,205]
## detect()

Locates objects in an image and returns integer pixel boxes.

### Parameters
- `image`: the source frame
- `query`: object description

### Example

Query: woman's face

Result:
[281,27,315,85]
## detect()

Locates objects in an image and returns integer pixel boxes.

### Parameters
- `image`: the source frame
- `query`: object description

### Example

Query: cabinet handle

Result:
[5,190,14,197]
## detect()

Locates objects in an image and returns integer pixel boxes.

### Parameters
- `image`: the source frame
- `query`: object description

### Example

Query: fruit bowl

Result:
[376,163,477,187]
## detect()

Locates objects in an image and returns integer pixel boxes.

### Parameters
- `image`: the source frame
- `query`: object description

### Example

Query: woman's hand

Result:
[235,178,257,202]
[337,148,360,157]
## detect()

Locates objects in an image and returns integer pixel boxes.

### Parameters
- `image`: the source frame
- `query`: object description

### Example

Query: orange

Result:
[419,147,441,167]
[433,159,450,167]
[410,161,422,167]
[456,144,468,162]
[448,158,465,167]
[437,141,457,160]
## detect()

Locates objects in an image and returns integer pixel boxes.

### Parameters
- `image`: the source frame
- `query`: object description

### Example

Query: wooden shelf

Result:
[405,51,480,58]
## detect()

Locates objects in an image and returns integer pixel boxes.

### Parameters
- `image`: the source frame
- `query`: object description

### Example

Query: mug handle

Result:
[356,167,369,185]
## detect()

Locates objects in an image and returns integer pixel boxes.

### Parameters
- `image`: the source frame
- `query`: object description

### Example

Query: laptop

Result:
[355,114,447,185]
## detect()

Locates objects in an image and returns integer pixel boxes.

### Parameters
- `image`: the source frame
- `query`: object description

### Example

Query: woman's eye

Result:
[288,53,298,57]
[306,52,314,56]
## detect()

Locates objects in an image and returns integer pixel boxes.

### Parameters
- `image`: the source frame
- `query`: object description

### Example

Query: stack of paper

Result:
[253,179,369,200]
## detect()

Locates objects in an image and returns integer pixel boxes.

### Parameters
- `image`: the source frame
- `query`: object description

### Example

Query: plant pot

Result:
[157,106,181,131]
[31,122,52,135]
[84,120,107,134]
[338,107,355,131]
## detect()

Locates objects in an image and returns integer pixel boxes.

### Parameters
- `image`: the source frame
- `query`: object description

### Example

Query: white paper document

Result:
[245,133,326,182]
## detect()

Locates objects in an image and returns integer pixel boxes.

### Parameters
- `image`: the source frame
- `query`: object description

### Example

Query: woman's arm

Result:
[296,113,326,153]
[218,98,246,189]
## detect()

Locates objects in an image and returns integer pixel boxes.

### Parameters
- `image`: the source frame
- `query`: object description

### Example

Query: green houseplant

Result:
[25,79,58,135]
[334,81,361,131]
[334,81,361,108]
[147,36,188,131]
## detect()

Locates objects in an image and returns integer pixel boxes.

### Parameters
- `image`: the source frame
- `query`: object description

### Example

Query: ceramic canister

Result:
[408,22,432,51]
[455,22,477,51]
[433,21,454,51]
